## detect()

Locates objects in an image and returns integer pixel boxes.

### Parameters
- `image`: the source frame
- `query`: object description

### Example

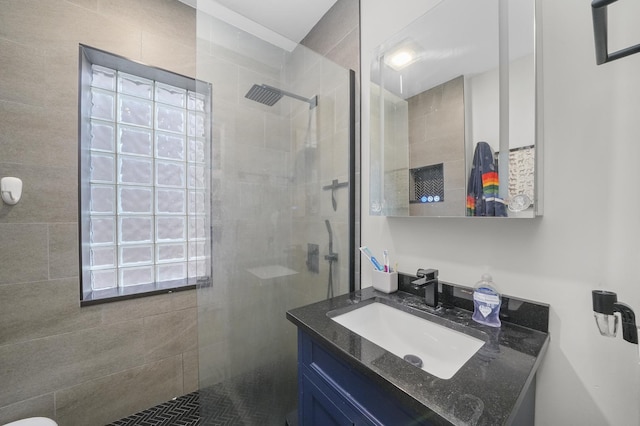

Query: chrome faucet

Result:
[412,268,439,307]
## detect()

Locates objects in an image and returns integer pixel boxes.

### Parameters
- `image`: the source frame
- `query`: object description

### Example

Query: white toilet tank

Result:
[3,418,58,426]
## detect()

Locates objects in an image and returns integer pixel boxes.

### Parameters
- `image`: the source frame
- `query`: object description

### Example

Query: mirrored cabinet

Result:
[369,0,542,218]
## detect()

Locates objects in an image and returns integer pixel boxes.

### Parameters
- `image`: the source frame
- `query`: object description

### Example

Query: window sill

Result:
[81,276,210,306]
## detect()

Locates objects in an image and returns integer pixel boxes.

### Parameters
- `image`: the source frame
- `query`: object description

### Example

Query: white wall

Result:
[361,0,640,424]
[469,54,535,151]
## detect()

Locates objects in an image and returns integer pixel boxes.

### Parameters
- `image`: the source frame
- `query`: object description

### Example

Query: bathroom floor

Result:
[109,365,294,425]
[108,392,200,426]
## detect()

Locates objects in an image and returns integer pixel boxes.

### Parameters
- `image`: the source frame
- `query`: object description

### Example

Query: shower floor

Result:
[108,366,295,425]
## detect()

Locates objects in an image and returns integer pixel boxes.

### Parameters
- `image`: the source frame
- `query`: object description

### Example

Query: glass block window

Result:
[79,45,210,304]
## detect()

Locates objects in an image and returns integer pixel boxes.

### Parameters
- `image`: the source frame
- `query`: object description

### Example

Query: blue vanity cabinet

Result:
[298,329,433,426]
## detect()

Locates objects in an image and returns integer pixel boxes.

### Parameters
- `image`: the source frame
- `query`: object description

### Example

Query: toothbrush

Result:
[383,249,389,272]
[359,246,385,271]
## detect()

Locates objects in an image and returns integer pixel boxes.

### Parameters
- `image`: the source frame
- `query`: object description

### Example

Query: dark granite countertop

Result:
[286,286,550,426]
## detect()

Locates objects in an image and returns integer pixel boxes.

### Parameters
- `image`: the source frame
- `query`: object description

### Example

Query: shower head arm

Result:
[263,84,317,109]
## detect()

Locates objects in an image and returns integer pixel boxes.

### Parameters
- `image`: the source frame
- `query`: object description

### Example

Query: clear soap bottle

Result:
[472,274,502,327]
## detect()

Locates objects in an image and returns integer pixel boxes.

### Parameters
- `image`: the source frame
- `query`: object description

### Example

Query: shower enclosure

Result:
[195,9,356,424]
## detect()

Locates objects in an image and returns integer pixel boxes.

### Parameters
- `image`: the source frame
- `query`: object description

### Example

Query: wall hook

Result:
[1,177,23,205]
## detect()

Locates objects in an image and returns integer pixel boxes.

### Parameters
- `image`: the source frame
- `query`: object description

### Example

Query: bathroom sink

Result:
[330,302,485,379]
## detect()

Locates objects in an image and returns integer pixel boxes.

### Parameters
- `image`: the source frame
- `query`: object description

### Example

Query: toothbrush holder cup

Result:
[372,270,398,294]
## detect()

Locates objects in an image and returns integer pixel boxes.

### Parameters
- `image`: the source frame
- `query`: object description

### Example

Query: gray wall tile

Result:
[324,27,360,73]
[0,102,77,168]
[143,308,198,363]
[0,394,55,425]
[0,278,101,346]
[48,223,79,279]
[0,319,145,407]
[182,349,199,394]
[0,224,48,285]
[0,162,77,224]
[141,31,196,78]
[66,0,99,11]
[0,39,47,106]
[97,0,195,47]
[301,0,359,59]
[0,0,200,422]
[100,290,197,324]
[55,355,184,426]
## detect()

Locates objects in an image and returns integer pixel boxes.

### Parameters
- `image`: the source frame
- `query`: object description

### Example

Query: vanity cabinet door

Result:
[298,330,432,426]
[301,371,374,426]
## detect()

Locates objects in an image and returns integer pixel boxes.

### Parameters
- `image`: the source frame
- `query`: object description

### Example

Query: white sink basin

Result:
[330,302,485,379]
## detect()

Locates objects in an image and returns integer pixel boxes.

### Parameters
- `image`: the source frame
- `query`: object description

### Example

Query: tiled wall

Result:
[0,1,199,424]
[301,0,361,287]
[407,76,466,217]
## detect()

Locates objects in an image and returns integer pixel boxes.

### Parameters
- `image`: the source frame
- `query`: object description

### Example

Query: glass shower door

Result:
[196,9,354,425]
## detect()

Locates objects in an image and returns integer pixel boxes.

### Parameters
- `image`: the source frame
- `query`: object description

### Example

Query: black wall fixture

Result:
[592,0,640,65]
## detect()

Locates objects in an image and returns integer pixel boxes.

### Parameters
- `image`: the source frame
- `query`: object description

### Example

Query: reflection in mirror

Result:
[369,0,540,218]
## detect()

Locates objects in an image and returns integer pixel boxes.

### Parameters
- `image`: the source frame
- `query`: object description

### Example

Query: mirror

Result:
[369,0,540,218]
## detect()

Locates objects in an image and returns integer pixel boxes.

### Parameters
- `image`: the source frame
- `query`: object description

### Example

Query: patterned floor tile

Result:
[109,366,294,426]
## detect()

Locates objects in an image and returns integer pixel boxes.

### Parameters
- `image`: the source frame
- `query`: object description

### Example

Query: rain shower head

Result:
[245,84,283,106]
[245,84,317,109]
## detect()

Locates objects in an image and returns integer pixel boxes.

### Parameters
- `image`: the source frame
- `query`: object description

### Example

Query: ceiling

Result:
[177,0,338,43]
[374,0,534,99]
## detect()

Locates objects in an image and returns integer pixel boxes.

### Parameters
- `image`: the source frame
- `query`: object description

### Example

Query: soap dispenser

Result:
[472,274,502,327]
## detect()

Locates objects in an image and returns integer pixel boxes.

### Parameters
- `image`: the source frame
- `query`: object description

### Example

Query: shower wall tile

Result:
[197,306,230,348]
[0,394,55,426]
[237,30,287,73]
[198,341,231,388]
[0,224,48,285]
[334,82,351,129]
[0,319,145,407]
[0,39,47,106]
[234,105,266,147]
[97,0,195,48]
[324,27,360,74]
[0,278,102,345]
[1,0,199,422]
[316,94,336,143]
[332,128,350,173]
[141,31,196,78]
[49,223,79,279]
[301,0,359,60]
[43,49,82,108]
[0,102,77,168]
[143,308,198,363]
[0,0,138,58]
[55,355,183,426]
[445,159,467,189]
[182,348,199,394]
[100,289,197,324]
[196,55,238,103]
[265,114,291,151]
[238,147,290,183]
[0,162,77,224]
[66,0,99,11]
[213,43,280,82]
